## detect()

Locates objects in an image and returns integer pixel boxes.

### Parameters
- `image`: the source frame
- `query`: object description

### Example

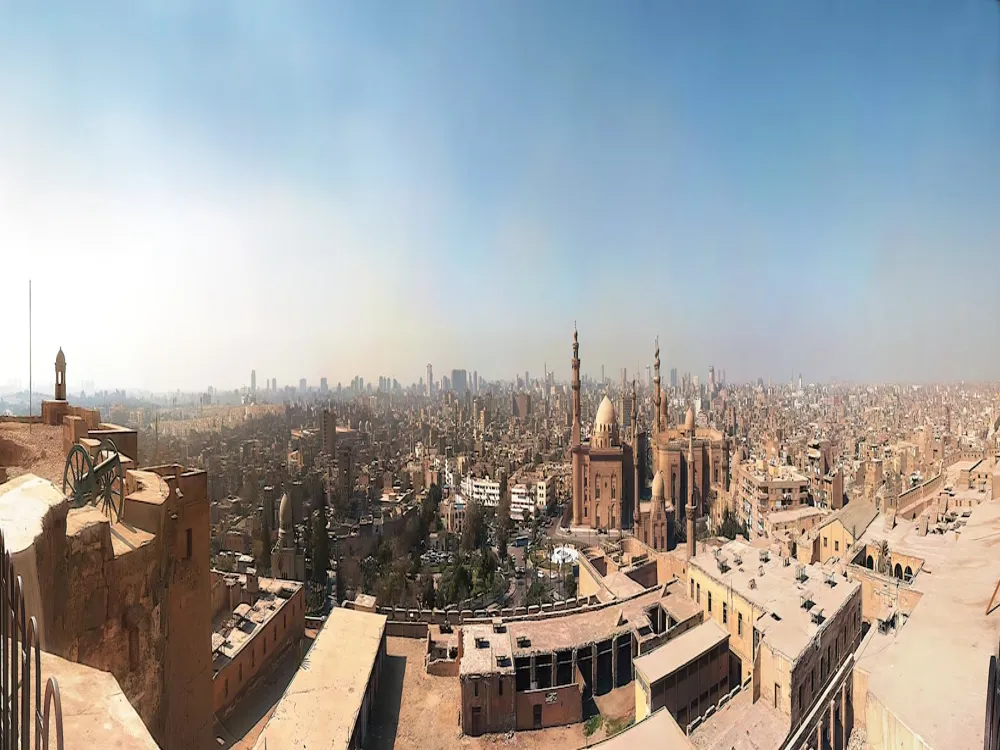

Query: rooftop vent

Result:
[795,564,808,583]
[516,636,531,648]
[770,612,782,621]
[496,655,511,668]
[749,579,757,589]
[758,565,765,577]
[475,637,489,649]
[734,554,743,566]
[717,557,730,574]
[759,550,770,563]
[800,592,815,610]
[824,572,837,588]
[810,609,825,625]
[782,557,791,567]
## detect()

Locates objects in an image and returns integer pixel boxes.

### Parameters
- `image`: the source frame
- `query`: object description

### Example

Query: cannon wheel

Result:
[63,444,94,508]
[96,439,124,522]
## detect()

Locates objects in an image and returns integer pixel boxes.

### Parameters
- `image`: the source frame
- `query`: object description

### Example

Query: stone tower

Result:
[54,347,66,401]
[571,325,583,526]
[686,429,696,558]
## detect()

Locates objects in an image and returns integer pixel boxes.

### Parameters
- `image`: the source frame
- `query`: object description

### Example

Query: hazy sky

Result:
[2,1,999,392]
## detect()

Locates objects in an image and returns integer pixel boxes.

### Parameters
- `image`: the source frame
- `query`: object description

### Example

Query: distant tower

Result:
[427,364,433,397]
[686,429,696,559]
[571,325,583,526]
[54,347,66,401]
[652,338,661,432]
[251,369,256,395]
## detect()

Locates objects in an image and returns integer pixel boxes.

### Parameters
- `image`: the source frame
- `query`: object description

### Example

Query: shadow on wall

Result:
[366,654,408,750]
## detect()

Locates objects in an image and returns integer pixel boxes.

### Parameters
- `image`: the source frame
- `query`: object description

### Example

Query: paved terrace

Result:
[857,493,1000,749]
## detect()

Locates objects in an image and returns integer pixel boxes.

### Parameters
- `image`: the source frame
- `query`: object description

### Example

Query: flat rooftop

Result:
[252,607,386,750]
[212,577,303,672]
[461,623,515,676]
[767,506,827,524]
[691,541,860,662]
[633,618,728,685]
[857,495,1000,749]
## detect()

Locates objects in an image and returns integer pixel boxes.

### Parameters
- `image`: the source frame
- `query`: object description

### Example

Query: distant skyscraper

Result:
[670,368,678,388]
[472,370,478,394]
[452,369,468,396]
[320,377,328,393]
[427,364,433,397]
[272,377,277,393]
[646,365,652,388]
[525,371,529,388]
[251,369,256,394]
[299,378,307,393]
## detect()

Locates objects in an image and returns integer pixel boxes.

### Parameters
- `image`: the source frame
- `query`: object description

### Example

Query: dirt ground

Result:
[0,422,64,485]
[369,636,596,750]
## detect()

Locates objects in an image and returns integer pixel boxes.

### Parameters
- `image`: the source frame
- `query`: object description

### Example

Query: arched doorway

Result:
[866,555,874,570]
[894,563,903,579]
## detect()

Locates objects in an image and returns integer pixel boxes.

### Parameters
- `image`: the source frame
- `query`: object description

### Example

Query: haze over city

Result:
[3,1,1000,391]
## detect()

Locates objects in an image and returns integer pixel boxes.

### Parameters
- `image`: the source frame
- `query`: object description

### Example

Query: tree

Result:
[256,505,272,575]
[462,501,486,553]
[719,509,748,540]
[878,539,891,576]
[311,509,330,584]
[420,574,436,609]
[334,553,346,605]
[526,577,546,607]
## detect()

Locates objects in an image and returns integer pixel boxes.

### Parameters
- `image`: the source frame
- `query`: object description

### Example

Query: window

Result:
[723,603,728,624]
[690,579,695,598]
[696,584,701,604]
[596,478,601,500]
[738,612,743,637]
[611,477,616,500]
[834,540,839,552]
[823,536,828,548]
[499,679,503,696]
[185,528,193,559]
[474,681,479,697]
[708,592,712,613]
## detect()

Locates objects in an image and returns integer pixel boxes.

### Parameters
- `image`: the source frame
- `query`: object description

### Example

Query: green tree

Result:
[526,577,546,607]
[462,501,486,553]
[420,574,436,608]
[311,509,330,584]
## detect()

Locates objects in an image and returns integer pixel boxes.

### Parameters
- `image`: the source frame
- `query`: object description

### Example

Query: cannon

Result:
[62,438,125,522]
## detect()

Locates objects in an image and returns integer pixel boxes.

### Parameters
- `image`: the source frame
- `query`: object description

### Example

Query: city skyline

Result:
[3,2,1000,391]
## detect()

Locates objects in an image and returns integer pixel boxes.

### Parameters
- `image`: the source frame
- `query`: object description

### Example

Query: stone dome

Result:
[594,395,618,433]
[652,470,665,499]
[278,491,293,533]
[685,406,695,430]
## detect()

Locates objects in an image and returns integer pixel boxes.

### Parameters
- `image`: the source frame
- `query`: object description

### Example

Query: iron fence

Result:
[0,529,64,750]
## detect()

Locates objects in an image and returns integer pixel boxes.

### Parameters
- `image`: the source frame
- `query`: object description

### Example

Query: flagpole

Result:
[28,279,32,432]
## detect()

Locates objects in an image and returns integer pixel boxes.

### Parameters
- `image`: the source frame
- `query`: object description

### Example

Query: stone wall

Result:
[514,682,583,730]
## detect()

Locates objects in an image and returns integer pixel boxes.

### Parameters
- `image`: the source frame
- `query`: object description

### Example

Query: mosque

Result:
[569,329,730,552]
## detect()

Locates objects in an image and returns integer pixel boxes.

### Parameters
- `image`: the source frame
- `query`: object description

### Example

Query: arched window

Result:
[904,566,912,580]
[866,555,874,570]
[611,476,616,500]
[894,563,903,580]
[595,475,601,500]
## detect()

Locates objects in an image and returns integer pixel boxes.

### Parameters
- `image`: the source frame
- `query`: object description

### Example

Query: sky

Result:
[1,1,999,393]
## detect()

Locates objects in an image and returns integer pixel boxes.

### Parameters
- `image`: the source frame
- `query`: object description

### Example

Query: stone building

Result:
[0,462,214,749]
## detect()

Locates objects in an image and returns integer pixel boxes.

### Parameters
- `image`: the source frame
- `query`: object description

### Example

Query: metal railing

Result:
[0,530,64,750]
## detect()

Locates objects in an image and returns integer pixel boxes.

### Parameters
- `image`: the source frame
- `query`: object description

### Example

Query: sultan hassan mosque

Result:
[568,328,730,551]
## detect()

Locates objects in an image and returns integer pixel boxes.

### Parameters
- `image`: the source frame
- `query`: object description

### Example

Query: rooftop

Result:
[857,494,1000,749]
[212,576,303,673]
[690,541,860,662]
[633,618,729,684]
[252,607,387,750]
[460,622,515,676]
[589,707,694,749]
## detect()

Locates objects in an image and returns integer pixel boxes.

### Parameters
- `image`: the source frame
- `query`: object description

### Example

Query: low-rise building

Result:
[732,458,811,538]
[462,474,501,509]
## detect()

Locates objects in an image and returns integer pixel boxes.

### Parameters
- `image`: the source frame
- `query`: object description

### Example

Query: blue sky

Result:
[1,1,999,391]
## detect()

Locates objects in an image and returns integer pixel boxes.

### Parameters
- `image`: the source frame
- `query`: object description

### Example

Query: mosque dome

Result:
[685,407,695,431]
[652,470,665,499]
[278,492,293,533]
[594,396,618,434]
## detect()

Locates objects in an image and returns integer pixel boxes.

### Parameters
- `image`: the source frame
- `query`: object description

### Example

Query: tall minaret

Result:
[571,325,583,526]
[652,338,661,433]
[631,379,641,526]
[686,428,696,559]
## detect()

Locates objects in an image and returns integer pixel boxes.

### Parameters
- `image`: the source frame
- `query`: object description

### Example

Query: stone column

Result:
[840,682,848,750]
[592,644,598,689]
[571,648,577,681]
[551,657,557,688]
[829,698,836,750]
[530,656,537,688]
[816,719,823,750]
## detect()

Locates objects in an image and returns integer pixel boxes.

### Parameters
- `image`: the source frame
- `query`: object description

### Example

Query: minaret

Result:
[686,429,696,559]
[632,379,641,526]
[652,338,661,432]
[571,325,584,526]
